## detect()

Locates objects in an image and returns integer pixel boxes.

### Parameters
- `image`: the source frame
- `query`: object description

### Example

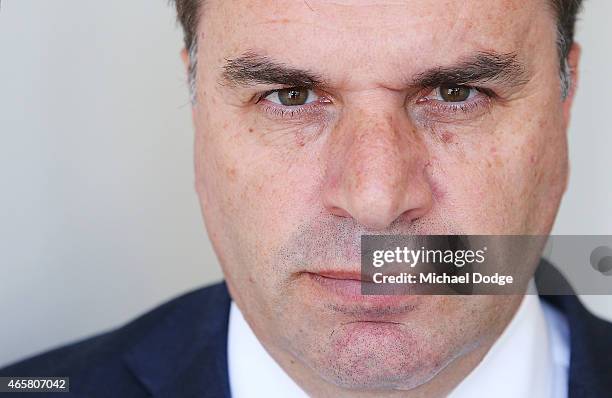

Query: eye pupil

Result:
[278,88,309,106]
[440,85,471,102]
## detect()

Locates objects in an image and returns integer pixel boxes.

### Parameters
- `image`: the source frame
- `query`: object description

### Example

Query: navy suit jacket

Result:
[2,263,612,397]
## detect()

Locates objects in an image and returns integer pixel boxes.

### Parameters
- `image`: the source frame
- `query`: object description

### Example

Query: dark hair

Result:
[172,0,583,97]
[552,0,583,59]
[551,0,584,96]
[173,0,201,52]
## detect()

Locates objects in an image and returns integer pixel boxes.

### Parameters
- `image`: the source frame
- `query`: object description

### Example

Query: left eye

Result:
[264,87,319,106]
[434,85,477,102]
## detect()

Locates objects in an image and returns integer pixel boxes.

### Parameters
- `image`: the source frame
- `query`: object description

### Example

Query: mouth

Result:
[312,270,369,282]
[302,270,422,313]
[306,271,366,296]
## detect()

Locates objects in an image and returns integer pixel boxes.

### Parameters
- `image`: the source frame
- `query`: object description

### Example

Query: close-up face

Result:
[191,0,575,395]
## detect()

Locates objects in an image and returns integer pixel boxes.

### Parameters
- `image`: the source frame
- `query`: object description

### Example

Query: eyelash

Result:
[256,89,328,120]
[255,85,495,120]
[259,104,322,120]
[418,86,495,116]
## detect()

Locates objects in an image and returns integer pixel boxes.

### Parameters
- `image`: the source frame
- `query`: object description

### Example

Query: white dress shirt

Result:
[228,287,569,398]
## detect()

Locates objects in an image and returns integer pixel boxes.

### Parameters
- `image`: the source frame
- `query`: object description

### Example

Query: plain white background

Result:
[0,0,611,367]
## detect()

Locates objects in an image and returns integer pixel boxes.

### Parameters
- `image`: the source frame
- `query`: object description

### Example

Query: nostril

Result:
[328,206,352,218]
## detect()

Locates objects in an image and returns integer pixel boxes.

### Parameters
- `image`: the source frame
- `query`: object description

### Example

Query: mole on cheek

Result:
[440,131,454,144]
[226,167,237,181]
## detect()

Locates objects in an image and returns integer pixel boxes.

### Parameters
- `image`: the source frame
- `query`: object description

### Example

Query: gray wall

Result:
[0,0,610,367]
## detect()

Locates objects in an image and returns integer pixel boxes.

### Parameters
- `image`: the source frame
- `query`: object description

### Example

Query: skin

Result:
[182,0,580,396]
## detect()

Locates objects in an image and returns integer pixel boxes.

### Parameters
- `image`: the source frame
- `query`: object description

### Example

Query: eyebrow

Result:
[221,50,529,89]
[411,51,529,88]
[221,51,325,88]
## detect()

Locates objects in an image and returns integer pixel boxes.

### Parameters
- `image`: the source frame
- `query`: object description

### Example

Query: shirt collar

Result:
[228,300,309,398]
[449,288,561,397]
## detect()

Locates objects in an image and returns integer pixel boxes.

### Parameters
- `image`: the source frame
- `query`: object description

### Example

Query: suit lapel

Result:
[537,260,612,397]
[123,282,232,398]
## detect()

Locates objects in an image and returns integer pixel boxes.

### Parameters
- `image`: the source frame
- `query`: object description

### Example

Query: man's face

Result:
[192,0,571,393]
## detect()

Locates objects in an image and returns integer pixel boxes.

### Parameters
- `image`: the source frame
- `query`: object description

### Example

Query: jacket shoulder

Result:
[0,282,229,396]
[542,293,612,396]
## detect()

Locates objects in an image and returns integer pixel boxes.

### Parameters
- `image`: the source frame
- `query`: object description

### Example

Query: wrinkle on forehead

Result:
[207,0,553,91]
[279,0,534,18]
[231,0,542,42]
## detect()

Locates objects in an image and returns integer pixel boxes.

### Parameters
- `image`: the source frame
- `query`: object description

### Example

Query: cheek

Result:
[197,118,322,249]
[521,126,568,231]
[508,137,567,232]
[424,117,565,233]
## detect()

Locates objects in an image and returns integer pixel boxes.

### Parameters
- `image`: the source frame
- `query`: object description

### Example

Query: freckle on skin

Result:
[495,156,503,167]
[295,131,306,147]
[441,131,454,144]
[248,128,254,133]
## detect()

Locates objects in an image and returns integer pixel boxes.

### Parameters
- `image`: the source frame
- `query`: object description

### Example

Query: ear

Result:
[180,48,190,74]
[180,47,198,114]
[562,43,581,128]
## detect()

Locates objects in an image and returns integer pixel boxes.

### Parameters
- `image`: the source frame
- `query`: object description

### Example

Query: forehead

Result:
[203,0,555,81]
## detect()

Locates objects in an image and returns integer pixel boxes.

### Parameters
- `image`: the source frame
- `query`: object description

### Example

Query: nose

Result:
[322,109,433,230]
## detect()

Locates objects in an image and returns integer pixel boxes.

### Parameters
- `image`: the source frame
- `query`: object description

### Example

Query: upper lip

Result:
[311,270,368,282]
[311,270,417,283]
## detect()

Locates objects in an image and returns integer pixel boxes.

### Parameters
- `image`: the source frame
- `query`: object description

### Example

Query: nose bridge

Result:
[346,110,408,185]
[323,106,433,230]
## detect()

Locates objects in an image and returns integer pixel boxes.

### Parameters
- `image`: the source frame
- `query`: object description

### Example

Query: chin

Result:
[309,321,454,391]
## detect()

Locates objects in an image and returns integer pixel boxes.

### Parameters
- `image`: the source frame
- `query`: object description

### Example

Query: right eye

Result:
[436,85,477,102]
[264,87,319,106]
